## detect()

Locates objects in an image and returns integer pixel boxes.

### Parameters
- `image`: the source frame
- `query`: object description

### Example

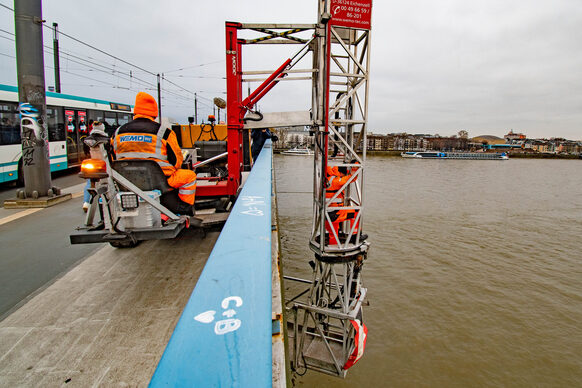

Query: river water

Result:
[275,155,582,387]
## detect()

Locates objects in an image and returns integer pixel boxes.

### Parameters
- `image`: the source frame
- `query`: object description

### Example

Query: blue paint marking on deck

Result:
[150,140,273,387]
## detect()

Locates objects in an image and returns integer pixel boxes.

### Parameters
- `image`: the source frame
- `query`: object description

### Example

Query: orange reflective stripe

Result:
[113,130,175,174]
[167,169,197,205]
[113,131,168,161]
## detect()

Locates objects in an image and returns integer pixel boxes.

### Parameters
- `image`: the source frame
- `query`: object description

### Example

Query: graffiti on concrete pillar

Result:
[18,103,48,167]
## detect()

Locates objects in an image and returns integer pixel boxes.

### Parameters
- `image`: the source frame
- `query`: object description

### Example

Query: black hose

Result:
[243,110,264,122]
[197,123,220,141]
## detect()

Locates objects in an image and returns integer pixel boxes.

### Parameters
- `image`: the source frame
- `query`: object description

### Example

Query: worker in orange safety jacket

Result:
[326,165,352,202]
[325,163,359,244]
[112,92,197,209]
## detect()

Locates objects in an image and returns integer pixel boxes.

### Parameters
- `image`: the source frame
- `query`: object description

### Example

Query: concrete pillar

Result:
[14,0,52,198]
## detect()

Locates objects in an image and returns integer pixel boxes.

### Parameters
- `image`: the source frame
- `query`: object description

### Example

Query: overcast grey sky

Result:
[1,0,581,139]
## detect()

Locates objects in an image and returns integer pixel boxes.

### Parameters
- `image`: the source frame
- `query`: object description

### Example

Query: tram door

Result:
[65,109,88,165]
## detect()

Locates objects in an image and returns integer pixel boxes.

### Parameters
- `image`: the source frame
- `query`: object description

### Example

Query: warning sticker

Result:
[330,0,372,30]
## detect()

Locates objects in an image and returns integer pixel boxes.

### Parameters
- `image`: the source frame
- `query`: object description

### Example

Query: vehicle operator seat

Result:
[111,159,193,215]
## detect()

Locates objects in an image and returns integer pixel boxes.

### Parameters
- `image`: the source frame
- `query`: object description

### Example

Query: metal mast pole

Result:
[52,22,61,93]
[194,92,198,124]
[157,73,162,119]
[14,0,52,198]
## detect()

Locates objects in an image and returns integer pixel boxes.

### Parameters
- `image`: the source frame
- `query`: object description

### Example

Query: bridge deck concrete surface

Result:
[0,230,219,386]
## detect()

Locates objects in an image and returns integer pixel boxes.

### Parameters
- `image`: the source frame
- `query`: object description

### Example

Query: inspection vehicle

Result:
[69,122,233,248]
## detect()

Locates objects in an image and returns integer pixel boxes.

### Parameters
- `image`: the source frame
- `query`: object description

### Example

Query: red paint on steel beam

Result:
[225,22,243,196]
[241,58,292,109]
[197,181,229,197]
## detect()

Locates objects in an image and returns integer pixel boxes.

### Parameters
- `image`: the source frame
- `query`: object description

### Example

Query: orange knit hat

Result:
[134,92,158,118]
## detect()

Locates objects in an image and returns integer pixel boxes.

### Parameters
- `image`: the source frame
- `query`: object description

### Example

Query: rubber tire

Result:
[215,197,231,213]
[109,240,140,248]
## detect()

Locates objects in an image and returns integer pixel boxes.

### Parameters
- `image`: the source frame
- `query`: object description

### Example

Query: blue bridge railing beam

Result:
[150,140,273,387]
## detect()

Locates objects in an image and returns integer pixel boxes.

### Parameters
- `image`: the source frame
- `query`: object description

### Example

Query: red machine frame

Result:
[196,22,290,198]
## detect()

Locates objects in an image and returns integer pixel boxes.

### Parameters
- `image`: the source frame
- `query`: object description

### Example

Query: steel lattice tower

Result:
[220,0,373,376]
[289,0,372,377]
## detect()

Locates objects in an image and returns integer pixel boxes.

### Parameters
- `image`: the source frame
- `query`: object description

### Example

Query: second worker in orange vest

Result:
[325,164,358,244]
[112,92,197,206]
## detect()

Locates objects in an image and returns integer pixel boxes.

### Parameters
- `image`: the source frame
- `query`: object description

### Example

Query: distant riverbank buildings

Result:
[272,126,313,149]
[271,127,581,156]
[365,132,470,152]
[364,129,582,155]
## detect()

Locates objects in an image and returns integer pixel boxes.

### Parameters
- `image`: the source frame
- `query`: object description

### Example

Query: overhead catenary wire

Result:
[1,26,142,85]
[46,43,218,106]
[1,7,146,80]
[161,76,221,106]
[40,23,157,77]
[0,27,14,36]
[1,9,221,118]
[54,48,142,80]
[161,75,197,97]
[164,74,226,80]
[163,60,224,74]
[43,43,159,93]
[46,49,155,89]
[0,2,13,11]
[43,60,138,91]
[1,27,153,89]
[43,30,222,104]
[2,34,201,104]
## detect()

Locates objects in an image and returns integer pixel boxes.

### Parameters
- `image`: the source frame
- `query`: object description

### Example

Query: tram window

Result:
[0,102,20,145]
[88,109,105,125]
[47,106,65,141]
[87,109,105,134]
[103,111,118,136]
[117,113,131,126]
